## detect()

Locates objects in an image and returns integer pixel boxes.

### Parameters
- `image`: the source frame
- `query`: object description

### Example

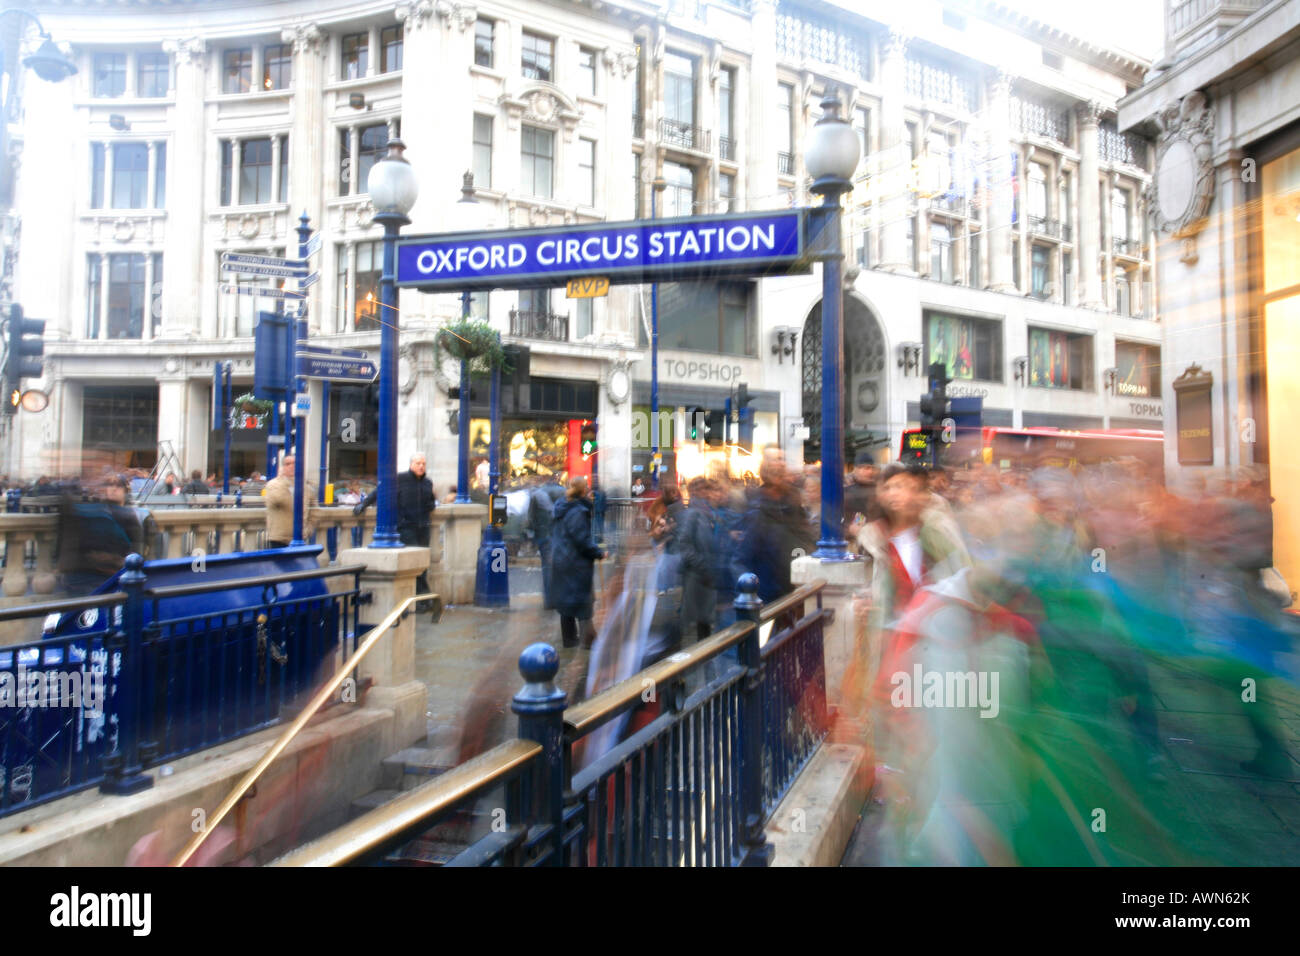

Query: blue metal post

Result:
[456,291,472,504]
[512,643,567,865]
[475,343,509,606]
[811,182,852,560]
[100,554,153,795]
[267,403,279,479]
[733,572,771,866]
[222,363,232,494]
[291,214,311,546]
[649,182,661,489]
[318,381,330,504]
[370,208,408,548]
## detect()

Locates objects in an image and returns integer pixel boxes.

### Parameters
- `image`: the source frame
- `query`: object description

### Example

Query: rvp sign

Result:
[566,276,610,299]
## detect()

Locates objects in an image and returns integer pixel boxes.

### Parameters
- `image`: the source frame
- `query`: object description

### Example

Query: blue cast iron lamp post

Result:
[805,91,861,561]
[365,138,419,548]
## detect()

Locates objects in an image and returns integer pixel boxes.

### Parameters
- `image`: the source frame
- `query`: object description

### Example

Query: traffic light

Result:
[704,409,725,446]
[918,361,950,429]
[580,423,598,457]
[735,382,754,453]
[5,304,45,385]
[688,406,706,442]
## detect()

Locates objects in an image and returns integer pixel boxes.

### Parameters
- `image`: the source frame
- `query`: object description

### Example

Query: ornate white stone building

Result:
[1120,0,1300,592]
[5,0,1157,494]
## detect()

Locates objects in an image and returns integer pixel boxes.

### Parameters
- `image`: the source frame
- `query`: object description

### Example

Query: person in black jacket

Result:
[678,477,719,641]
[550,476,605,648]
[527,473,558,609]
[355,452,436,607]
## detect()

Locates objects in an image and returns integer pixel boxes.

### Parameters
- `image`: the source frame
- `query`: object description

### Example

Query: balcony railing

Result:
[659,117,711,153]
[510,308,568,342]
[777,151,794,176]
[1099,122,1150,170]
[719,136,736,162]
[1113,237,1143,258]
[1029,215,1069,240]
[632,113,644,139]
[930,195,968,217]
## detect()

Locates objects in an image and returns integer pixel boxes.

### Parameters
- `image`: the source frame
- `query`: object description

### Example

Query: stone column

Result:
[985,71,1015,292]
[876,30,912,273]
[748,0,779,210]
[397,2,443,228]
[1077,101,1104,309]
[282,22,328,334]
[159,37,207,338]
[338,545,431,753]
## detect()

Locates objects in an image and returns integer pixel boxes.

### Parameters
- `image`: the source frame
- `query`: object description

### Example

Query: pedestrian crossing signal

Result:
[580,424,597,456]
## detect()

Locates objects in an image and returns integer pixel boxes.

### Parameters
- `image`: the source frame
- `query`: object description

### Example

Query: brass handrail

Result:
[169,590,439,866]
[271,738,542,867]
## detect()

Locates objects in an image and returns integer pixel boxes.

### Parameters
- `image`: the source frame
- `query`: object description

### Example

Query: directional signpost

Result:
[295,349,377,384]
[220,252,308,279]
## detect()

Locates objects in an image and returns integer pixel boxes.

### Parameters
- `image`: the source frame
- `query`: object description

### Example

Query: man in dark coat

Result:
[843,450,882,526]
[735,450,815,603]
[550,476,604,647]
[677,477,719,641]
[356,452,436,606]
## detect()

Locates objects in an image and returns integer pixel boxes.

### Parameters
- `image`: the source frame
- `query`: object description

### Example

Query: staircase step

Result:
[348,788,402,820]
[381,746,457,790]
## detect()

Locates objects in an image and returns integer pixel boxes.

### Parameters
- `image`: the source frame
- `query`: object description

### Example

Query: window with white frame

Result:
[262,43,292,91]
[577,47,597,97]
[577,138,596,207]
[474,18,495,68]
[473,114,493,189]
[1112,188,1130,241]
[92,53,127,97]
[664,52,697,134]
[87,252,163,340]
[776,82,794,167]
[521,126,554,199]
[220,135,289,206]
[90,142,167,210]
[381,25,403,73]
[1028,162,1048,220]
[341,33,368,81]
[663,160,695,217]
[521,32,554,82]
[575,298,593,339]
[719,66,736,160]
[338,122,395,196]
[929,221,954,283]
[219,247,286,338]
[719,172,736,213]
[137,52,169,97]
[335,240,383,333]
[222,48,252,94]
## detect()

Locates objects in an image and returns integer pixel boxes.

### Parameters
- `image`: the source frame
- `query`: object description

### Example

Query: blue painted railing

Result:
[0,556,368,817]
[277,574,831,867]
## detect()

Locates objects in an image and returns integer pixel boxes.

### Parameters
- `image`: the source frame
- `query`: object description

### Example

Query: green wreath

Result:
[434,319,511,376]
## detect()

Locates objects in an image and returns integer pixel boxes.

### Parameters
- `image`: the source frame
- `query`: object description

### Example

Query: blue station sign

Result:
[395,209,808,292]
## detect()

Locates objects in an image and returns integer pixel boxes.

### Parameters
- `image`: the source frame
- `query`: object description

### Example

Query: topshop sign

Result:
[395,210,807,292]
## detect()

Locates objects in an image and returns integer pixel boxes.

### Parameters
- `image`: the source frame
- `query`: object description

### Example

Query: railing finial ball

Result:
[123,553,145,572]
[519,642,559,684]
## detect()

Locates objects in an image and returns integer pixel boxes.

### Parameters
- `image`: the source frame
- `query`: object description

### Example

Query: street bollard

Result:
[512,642,567,865]
[733,572,773,866]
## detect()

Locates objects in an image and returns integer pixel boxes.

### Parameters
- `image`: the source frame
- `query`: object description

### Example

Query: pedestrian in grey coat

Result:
[678,477,719,641]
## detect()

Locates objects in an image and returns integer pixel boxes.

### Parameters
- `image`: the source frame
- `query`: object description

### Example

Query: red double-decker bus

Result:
[900,425,1164,476]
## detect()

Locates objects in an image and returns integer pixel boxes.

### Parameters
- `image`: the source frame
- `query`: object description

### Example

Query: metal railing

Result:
[173,588,440,866]
[1112,237,1143,258]
[276,575,831,866]
[1099,123,1149,170]
[509,308,569,342]
[659,117,711,153]
[1029,215,1066,240]
[0,556,369,818]
[719,136,736,162]
[777,151,794,176]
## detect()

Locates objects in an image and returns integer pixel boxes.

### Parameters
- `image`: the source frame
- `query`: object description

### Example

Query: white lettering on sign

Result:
[1116,382,1150,396]
[661,359,745,383]
[947,385,989,399]
[1128,402,1163,417]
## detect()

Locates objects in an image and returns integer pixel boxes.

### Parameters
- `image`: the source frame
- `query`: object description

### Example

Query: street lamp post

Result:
[649,171,666,488]
[805,91,861,561]
[365,138,419,548]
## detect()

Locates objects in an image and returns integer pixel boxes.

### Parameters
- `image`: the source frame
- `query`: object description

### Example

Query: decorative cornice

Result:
[603,46,638,77]
[499,85,582,140]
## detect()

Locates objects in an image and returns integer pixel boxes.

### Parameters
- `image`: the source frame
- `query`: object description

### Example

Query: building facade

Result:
[1120,0,1300,593]
[7,0,1157,496]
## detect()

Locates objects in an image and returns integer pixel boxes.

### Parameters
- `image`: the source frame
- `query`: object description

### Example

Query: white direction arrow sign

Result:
[219,284,303,299]
[222,252,307,270]
[305,234,322,259]
[221,260,308,280]
[300,271,320,290]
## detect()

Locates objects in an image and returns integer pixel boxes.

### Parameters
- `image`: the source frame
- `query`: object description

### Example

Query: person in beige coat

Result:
[264,454,316,548]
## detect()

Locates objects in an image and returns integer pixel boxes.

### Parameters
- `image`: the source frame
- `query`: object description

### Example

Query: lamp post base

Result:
[474,526,510,607]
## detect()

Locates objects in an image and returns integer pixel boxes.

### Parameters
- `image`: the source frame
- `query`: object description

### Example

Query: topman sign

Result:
[396,210,808,292]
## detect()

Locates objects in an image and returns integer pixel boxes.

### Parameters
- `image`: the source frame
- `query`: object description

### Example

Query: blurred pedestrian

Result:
[551,476,605,648]
[735,447,815,602]
[844,450,882,527]
[182,469,210,495]
[264,454,316,548]
[678,477,720,641]
[528,472,558,609]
